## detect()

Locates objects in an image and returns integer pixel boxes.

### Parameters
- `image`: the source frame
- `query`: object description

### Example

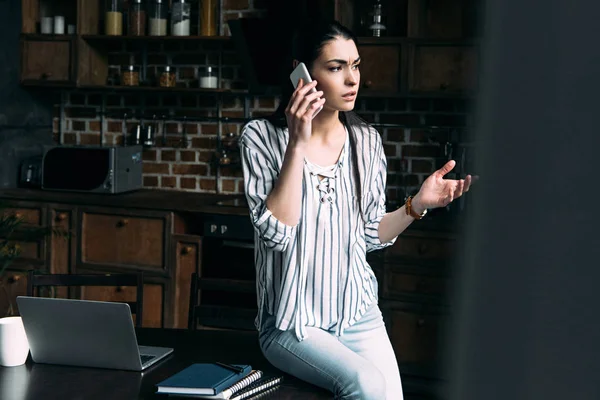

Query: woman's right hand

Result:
[285,79,325,146]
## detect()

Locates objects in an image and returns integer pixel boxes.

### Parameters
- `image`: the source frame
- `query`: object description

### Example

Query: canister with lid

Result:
[105,0,123,35]
[149,0,168,36]
[128,0,146,36]
[159,66,176,87]
[121,65,140,86]
[171,0,191,36]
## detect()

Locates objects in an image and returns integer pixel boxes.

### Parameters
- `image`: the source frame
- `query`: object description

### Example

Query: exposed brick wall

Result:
[52,3,474,203]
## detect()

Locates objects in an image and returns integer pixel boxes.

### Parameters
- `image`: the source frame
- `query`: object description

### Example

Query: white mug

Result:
[0,317,30,367]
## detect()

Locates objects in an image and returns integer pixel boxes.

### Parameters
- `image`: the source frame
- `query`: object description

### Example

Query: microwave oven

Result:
[42,145,143,194]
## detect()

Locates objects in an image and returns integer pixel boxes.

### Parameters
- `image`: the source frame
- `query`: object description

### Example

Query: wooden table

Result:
[0,328,333,400]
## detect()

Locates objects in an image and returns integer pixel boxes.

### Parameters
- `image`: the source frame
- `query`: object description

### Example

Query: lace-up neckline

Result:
[304,129,348,205]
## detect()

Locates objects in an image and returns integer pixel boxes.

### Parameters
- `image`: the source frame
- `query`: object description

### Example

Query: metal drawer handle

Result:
[220,225,228,234]
[117,219,129,227]
[56,212,68,221]
[181,246,193,255]
[222,240,254,249]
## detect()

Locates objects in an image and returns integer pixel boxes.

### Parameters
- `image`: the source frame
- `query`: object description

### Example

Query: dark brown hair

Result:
[269,19,368,217]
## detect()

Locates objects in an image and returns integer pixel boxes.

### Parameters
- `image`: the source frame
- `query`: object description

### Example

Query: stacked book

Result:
[156,362,283,399]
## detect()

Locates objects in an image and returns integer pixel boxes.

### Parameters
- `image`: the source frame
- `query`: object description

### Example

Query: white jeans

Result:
[259,303,404,399]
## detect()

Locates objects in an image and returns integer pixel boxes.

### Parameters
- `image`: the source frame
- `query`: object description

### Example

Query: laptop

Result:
[16,296,174,371]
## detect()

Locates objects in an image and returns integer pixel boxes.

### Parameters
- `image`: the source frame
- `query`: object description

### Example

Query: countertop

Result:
[0,188,465,232]
[0,188,250,216]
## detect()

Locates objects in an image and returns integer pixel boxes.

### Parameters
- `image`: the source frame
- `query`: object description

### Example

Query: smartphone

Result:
[289,62,323,117]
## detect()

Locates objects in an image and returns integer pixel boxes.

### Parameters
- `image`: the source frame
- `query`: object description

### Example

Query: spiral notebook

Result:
[229,376,283,400]
[189,370,264,399]
[175,374,283,400]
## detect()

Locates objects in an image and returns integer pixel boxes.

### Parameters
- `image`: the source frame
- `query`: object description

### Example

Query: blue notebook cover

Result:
[156,363,252,396]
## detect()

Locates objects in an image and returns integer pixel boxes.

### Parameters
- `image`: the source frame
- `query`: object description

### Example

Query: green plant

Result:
[0,202,68,316]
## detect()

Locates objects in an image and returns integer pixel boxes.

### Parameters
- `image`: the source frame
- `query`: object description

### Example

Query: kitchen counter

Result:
[0,188,465,232]
[0,188,250,216]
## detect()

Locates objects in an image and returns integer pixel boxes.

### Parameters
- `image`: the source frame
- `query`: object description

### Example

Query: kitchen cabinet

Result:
[0,188,462,398]
[171,234,202,329]
[408,44,479,94]
[79,281,164,328]
[18,0,481,98]
[21,38,75,84]
[0,190,229,329]
[79,208,172,271]
[375,224,458,399]
[0,272,28,317]
[358,43,401,94]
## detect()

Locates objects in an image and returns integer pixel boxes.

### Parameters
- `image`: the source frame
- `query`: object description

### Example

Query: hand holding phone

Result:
[289,62,323,118]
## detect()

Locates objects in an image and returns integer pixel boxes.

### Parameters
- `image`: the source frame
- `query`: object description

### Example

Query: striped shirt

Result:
[239,118,396,341]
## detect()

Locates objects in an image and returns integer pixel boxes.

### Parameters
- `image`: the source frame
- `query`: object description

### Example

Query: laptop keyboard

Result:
[140,354,156,364]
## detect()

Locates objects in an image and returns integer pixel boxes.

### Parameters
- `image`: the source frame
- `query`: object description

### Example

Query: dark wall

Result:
[0,0,54,188]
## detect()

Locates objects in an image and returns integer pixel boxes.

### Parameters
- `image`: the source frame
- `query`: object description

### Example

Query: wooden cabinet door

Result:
[21,39,74,83]
[80,283,164,328]
[170,235,201,329]
[408,44,478,93]
[358,44,401,94]
[79,208,171,271]
[383,302,448,379]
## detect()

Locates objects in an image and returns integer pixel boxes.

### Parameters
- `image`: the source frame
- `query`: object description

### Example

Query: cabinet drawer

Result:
[21,39,73,82]
[2,206,44,226]
[80,211,170,269]
[386,234,455,261]
[80,283,164,328]
[383,268,448,299]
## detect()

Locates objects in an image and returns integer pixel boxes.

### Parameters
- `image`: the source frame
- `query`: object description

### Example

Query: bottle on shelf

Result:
[128,0,146,36]
[200,66,218,89]
[105,0,123,36]
[199,0,218,36]
[148,0,168,36]
[171,0,191,36]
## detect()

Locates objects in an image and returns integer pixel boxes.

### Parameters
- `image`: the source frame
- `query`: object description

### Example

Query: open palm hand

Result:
[414,160,473,210]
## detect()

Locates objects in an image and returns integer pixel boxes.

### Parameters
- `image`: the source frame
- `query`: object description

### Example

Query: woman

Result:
[239,20,472,400]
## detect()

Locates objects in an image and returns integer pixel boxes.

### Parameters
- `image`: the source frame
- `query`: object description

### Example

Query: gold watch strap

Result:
[405,196,427,220]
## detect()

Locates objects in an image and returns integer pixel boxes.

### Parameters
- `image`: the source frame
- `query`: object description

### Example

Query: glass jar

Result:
[128,0,146,36]
[121,65,140,86]
[171,0,191,36]
[199,0,218,36]
[200,66,218,88]
[159,66,176,87]
[105,0,123,36]
[148,0,168,36]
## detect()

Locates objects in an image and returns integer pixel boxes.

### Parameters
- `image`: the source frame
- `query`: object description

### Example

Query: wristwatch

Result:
[405,196,427,220]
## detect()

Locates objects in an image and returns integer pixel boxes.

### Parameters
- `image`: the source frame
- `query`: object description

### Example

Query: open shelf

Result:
[81,35,231,42]
[76,85,248,94]
[358,36,481,46]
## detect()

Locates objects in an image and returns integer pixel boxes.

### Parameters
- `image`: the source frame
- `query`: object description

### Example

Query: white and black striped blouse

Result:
[239,118,395,341]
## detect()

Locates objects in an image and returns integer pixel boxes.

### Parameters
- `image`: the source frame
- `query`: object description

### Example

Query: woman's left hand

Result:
[412,160,473,211]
